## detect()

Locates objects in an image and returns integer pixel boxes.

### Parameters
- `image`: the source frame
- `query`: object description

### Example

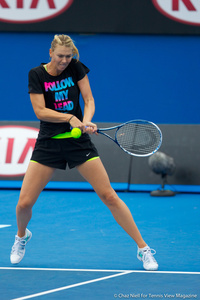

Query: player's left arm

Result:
[77,75,97,134]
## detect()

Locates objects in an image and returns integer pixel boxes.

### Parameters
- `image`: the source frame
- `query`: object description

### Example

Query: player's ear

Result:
[49,48,52,58]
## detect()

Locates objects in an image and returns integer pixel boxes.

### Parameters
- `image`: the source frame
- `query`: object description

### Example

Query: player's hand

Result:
[69,116,85,131]
[84,121,98,135]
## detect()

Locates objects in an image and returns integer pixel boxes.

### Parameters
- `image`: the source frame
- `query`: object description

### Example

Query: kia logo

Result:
[0,126,39,177]
[152,0,200,25]
[0,0,73,23]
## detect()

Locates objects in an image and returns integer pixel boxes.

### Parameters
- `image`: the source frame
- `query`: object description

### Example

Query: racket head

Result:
[115,120,162,157]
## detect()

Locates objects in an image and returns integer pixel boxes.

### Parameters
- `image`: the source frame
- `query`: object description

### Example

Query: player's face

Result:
[50,45,73,72]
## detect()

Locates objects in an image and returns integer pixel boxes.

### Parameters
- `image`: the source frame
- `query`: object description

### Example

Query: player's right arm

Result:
[30,93,71,123]
[30,93,85,130]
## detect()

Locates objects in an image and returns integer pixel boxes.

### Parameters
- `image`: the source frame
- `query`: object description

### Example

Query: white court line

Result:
[0,267,200,275]
[11,271,133,300]
[0,225,11,229]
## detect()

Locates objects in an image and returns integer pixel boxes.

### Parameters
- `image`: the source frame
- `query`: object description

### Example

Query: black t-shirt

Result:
[28,59,89,140]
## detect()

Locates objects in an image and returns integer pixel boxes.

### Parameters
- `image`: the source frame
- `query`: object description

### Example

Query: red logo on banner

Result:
[0,0,73,23]
[152,0,200,25]
[0,126,39,177]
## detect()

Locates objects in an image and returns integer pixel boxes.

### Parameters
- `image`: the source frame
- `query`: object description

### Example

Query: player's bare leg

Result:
[77,158,159,270]
[16,162,55,237]
[77,158,146,248]
[11,162,55,264]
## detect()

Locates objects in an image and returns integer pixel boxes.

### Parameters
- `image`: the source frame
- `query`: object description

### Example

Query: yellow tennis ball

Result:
[71,128,82,138]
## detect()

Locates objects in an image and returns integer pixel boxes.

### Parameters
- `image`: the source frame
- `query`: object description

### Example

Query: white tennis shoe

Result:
[10,229,32,264]
[137,246,158,271]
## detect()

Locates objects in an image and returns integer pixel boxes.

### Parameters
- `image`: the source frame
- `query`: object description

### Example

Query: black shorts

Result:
[31,134,99,170]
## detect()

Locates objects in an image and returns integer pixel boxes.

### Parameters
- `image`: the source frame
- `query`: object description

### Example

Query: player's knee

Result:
[100,190,119,207]
[17,195,33,211]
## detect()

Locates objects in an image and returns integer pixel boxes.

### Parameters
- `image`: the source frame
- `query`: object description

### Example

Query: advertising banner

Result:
[0,0,200,34]
[0,122,199,189]
[0,124,39,178]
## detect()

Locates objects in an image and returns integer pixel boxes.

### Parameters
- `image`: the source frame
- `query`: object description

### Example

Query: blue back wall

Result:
[1,32,199,124]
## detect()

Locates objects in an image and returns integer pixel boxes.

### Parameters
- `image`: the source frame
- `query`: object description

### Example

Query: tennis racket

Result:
[96,120,162,157]
[52,120,162,157]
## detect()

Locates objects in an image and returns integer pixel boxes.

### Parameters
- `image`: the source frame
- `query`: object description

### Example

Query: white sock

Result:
[17,231,26,239]
[139,245,149,252]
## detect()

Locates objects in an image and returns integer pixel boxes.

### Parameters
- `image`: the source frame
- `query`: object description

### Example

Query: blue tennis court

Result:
[0,190,199,299]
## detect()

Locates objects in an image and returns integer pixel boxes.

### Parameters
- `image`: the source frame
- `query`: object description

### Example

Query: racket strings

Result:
[116,123,161,155]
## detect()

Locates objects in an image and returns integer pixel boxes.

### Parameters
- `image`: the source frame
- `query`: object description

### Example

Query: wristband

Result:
[68,115,74,123]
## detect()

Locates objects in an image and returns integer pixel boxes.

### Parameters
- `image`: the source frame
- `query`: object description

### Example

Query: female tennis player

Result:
[10,34,158,271]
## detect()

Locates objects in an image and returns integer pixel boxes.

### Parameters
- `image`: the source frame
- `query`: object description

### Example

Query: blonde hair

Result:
[51,34,79,60]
